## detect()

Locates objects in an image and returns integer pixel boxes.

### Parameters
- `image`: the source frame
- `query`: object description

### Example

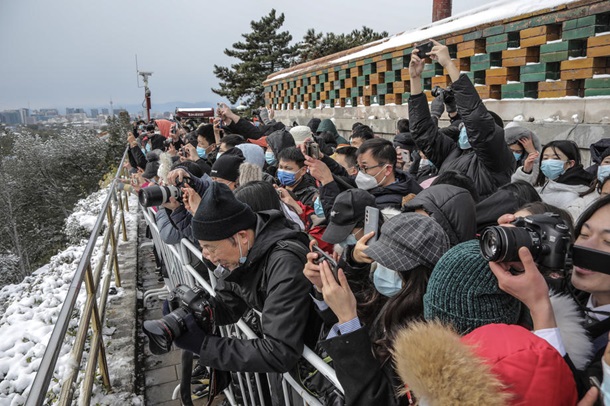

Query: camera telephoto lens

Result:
[479,226,540,263]
[138,185,181,207]
[142,307,189,355]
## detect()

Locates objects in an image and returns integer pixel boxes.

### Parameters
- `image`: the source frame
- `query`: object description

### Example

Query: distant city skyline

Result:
[0,0,489,111]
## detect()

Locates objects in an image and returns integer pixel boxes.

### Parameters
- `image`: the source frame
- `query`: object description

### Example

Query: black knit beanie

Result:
[191,182,257,241]
[211,154,244,183]
[423,239,521,335]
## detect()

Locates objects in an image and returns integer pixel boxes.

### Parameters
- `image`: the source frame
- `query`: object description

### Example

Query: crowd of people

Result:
[124,40,610,405]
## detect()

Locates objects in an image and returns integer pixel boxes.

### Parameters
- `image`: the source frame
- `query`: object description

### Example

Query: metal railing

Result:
[141,205,344,406]
[26,149,131,406]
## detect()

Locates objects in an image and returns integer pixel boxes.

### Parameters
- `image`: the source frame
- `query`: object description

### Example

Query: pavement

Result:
[137,216,224,406]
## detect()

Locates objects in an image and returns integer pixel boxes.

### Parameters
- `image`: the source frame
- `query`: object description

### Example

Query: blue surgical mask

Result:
[598,165,610,183]
[313,196,325,217]
[145,143,152,153]
[458,126,471,150]
[338,234,358,249]
[420,159,435,169]
[237,235,249,265]
[265,151,277,165]
[541,159,566,181]
[277,169,298,186]
[373,264,403,297]
[196,146,207,159]
[513,151,523,161]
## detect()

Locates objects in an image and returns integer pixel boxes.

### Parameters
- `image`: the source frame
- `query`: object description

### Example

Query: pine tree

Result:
[212,9,296,108]
[296,29,324,63]
[296,26,389,64]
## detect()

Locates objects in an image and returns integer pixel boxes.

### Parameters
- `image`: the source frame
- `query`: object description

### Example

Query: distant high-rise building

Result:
[40,109,59,116]
[90,109,99,118]
[101,108,109,115]
[19,108,29,124]
[66,108,75,115]
[74,108,85,114]
[113,108,127,115]
[0,110,22,125]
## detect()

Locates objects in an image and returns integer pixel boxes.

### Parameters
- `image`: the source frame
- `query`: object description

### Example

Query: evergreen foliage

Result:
[212,9,296,108]
[295,26,389,64]
[0,126,111,288]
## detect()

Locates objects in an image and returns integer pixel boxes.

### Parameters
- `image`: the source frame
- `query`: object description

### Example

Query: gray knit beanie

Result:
[423,239,521,335]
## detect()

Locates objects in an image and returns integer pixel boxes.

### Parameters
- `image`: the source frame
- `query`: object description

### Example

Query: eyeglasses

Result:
[357,163,386,174]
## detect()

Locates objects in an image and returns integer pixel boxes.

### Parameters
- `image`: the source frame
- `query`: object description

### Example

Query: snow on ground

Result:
[0,186,142,405]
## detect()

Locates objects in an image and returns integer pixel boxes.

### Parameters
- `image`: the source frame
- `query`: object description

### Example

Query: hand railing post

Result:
[106,205,122,288]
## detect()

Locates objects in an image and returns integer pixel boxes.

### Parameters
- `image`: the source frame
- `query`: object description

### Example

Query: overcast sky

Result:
[0,0,488,111]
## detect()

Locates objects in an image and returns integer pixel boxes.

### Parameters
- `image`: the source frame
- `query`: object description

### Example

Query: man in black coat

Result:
[169,180,315,405]
[408,41,515,200]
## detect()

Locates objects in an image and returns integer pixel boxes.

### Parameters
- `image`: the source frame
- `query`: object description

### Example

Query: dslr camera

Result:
[143,284,214,355]
[479,213,572,273]
[431,85,455,103]
[138,176,194,207]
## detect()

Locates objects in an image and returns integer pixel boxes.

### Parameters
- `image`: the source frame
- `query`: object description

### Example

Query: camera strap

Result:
[572,246,610,275]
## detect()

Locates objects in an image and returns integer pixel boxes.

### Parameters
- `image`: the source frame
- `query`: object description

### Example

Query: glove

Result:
[162,300,206,354]
[258,107,272,125]
[174,313,206,354]
[443,91,457,114]
[430,95,445,119]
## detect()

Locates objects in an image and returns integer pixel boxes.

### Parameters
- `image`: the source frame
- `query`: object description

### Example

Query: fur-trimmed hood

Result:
[393,321,578,405]
[393,321,509,405]
[550,292,594,370]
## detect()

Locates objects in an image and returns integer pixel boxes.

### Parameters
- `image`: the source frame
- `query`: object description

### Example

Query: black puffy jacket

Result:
[409,74,515,200]
[403,184,476,246]
[199,210,316,374]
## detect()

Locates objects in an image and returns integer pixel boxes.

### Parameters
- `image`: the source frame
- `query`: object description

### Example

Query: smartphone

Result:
[416,41,434,57]
[307,142,320,159]
[364,206,380,243]
[401,150,411,164]
[312,245,339,283]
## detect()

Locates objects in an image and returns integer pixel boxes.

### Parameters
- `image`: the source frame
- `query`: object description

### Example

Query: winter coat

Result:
[224,117,285,140]
[586,138,610,175]
[199,210,316,375]
[393,322,578,406]
[321,327,408,406]
[316,119,349,145]
[409,74,515,200]
[402,184,476,246]
[512,165,596,221]
[266,129,296,157]
[475,189,523,233]
[288,173,318,208]
[319,170,421,213]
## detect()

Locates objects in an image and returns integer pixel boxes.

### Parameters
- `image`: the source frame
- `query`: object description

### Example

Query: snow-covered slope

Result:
[0,187,142,405]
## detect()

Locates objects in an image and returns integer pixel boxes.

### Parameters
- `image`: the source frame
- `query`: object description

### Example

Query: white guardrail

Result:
[141,206,344,406]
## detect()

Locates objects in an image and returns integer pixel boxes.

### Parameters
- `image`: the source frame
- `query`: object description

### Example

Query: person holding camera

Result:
[408,40,514,200]
[153,180,315,405]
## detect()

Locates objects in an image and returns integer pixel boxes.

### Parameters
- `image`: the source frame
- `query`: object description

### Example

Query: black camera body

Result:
[143,284,214,355]
[138,176,194,207]
[431,85,455,104]
[479,213,573,273]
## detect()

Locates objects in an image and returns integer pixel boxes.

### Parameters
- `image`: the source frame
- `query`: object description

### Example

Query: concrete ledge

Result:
[274,99,610,163]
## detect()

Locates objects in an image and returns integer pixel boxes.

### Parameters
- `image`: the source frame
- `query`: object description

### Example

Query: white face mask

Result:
[355,165,387,191]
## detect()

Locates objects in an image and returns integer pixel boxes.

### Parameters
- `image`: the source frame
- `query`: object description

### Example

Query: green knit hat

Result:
[423,239,521,335]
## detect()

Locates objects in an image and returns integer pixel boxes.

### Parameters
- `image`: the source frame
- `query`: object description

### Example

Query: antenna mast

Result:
[136,54,153,122]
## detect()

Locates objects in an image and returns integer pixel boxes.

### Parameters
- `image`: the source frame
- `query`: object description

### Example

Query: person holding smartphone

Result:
[303,213,450,406]
[408,39,514,200]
